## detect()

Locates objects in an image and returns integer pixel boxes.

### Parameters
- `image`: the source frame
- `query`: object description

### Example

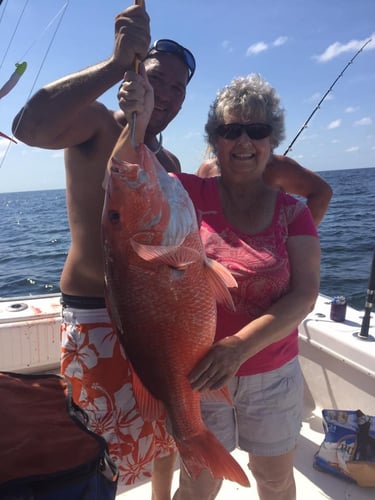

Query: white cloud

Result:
[328,119,342,129]
[0,138,12,162]
[273,36,288,47]
[346,146,360,152]
[51,151,63,158]
[345,106,359,113]
[246,41,268,56]
[354,117,372,126]
[299,133,318,141]
[307,92,321,103]
[246,36,288,56]
[183,131,201,140]
[221,40,233,53]
[307,92,334,103]
[313,34,375,62]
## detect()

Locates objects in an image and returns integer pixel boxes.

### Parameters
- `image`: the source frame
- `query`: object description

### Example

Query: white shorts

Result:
[200,356,303,456]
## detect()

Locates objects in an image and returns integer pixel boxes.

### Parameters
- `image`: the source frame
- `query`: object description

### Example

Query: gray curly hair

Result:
[205,74,285,152]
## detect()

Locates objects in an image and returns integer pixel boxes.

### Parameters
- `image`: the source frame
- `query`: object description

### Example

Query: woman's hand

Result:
[189,336,245,391]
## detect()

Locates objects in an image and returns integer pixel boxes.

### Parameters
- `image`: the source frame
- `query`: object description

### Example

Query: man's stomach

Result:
[60,251,105,298]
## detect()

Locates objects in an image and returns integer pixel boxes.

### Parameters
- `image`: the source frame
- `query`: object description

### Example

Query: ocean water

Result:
[0,167,374,310]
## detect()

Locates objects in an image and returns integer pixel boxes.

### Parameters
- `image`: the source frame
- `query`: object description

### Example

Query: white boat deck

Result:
[1,293,374,499]
[116,410,375,499]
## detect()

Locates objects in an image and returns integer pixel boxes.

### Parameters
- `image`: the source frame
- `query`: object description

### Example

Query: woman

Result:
[115,70,321,499]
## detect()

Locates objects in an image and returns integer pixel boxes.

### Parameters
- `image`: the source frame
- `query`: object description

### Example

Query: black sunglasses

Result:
[216,123,272,140]
[144,39,196,83]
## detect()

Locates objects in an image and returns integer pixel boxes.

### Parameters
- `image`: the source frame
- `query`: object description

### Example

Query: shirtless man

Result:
[12,3,331,498]
[197,156,332,226]
[12,4,191,498]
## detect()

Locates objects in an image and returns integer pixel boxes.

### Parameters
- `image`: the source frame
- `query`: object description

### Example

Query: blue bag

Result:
[0,372,118,499]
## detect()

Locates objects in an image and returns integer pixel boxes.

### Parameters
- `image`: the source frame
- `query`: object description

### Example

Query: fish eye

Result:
[108,210,120,223]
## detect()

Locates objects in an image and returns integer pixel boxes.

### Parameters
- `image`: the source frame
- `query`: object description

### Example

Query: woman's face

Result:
[216,112,272,180]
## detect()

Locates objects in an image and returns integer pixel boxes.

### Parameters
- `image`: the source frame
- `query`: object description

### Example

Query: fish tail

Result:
[176,430,250,487]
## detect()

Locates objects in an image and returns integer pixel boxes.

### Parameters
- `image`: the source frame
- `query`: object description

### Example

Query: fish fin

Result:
[204,259,237,311]
[131,239,200,269]
[161,247,201,269]
[176,430,250,487]
[129,362,165,421]
[201,386,232,405]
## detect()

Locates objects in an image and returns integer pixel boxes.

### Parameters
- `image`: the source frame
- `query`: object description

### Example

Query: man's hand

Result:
[118,65,154,142]
[112,4,150,71]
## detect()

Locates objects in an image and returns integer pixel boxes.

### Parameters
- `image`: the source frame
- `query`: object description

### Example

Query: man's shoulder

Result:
[158,147,181,173]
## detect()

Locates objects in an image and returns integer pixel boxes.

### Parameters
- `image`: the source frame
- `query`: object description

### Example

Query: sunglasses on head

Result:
[216,123,272,140]
[144,39,196,83]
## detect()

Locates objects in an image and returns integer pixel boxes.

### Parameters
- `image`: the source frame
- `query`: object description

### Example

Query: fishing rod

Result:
[284,38,372,156]
[358,248,375,340]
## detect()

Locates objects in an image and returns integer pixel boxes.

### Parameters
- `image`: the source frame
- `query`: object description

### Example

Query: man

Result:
[12,4,189,498]
[197,156,332,226]
[12,3,330,497]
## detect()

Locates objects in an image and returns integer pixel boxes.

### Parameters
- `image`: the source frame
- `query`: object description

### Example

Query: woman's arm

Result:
[189,234,321,390]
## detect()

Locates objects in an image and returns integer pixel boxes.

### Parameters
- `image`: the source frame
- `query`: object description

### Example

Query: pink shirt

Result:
[177,174,318,376]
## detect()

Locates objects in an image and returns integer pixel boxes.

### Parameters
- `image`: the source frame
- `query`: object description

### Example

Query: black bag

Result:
[0,371,118,499]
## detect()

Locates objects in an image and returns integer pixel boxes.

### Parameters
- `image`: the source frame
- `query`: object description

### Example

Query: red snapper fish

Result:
[102,143,249,487]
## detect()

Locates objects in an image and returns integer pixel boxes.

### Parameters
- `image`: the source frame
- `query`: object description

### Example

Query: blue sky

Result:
[0,0,374,193]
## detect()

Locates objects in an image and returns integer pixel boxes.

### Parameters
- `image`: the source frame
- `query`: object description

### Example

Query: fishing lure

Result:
[0,61,27,100]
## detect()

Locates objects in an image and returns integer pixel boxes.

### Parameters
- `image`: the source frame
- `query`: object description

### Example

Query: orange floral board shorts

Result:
[60,306,177,486]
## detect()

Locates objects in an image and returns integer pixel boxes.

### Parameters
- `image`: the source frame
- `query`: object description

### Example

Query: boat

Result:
[1,291,374,499]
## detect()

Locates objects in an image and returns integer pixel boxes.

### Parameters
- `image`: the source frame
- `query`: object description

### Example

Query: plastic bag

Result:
[314,409,375,487]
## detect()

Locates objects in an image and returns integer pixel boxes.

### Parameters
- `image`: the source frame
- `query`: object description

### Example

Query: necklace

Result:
[152,133,163,155]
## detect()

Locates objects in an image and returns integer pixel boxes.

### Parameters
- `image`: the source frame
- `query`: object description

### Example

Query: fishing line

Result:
[0,0,30,72]
[17,1,70,62]
[284,38,372,156]
[0,0,9,26]
[0,1,70,169]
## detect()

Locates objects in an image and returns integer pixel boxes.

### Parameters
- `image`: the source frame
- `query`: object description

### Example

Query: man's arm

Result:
[263,155,332,226]
[196,158,218,178]
[12,5,150,149]
[196,155,332,226]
